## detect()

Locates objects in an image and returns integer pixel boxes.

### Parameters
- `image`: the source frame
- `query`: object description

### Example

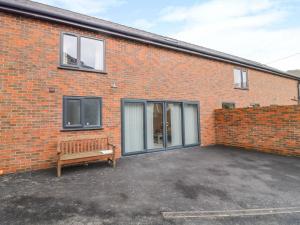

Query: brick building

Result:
[1,0,299,174]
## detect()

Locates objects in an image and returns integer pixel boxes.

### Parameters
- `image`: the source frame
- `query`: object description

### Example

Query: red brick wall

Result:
[215,105,300,156]
[1,12,298,174]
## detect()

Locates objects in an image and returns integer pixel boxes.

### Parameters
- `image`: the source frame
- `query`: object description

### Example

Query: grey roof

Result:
[287,70,300,78]
[0,0,299,80]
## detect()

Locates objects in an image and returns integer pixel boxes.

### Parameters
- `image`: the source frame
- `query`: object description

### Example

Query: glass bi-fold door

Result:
[123,102,145,154]
[147,102,164,150]
[166,103,183,147]
[122,100,199,155]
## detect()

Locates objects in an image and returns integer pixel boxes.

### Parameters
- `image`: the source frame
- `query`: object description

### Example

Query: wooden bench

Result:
[57,136,116,177]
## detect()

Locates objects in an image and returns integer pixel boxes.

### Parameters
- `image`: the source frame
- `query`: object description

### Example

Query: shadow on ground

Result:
[1,146,299,225]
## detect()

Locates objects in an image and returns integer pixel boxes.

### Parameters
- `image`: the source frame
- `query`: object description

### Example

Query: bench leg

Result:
[57,162,62,177]
[108,158,116,168]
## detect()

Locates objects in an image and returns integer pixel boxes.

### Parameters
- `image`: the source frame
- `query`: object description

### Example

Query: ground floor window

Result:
[250,103,260,108]
[63,96,102,130]
[122,99,200,155]
[222,102,235,109]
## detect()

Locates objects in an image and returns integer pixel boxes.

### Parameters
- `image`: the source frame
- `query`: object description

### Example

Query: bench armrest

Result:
[108,143,116,155]
[57,141,62,155]
[108,143,116,149]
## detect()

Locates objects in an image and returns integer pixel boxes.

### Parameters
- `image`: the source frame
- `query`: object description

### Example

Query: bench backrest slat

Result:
[58,136,109,155]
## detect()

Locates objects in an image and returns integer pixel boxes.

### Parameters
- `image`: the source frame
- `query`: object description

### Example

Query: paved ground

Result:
[1,146,300,225]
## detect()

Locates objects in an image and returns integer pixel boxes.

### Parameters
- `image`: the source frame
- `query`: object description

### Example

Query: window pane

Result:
[83,99,100,126]
[80,37,104,70]
[242,70,248,88]
[184,104,199,145]
[234,68,242,88]
[63,34,78,65]
[66,99,80,125]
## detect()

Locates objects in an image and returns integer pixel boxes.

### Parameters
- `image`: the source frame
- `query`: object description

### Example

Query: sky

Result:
[34,0,300,71]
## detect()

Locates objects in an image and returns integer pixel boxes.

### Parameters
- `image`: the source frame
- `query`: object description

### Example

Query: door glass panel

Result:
[124,103,144,153]
[167,103,183,147]
[147,103,163,149]
[184,104,199,145]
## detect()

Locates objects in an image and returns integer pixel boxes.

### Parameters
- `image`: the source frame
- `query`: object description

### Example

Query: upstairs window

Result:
[61,33,105,72]
[234,68,248,89]
[63,96,102,130]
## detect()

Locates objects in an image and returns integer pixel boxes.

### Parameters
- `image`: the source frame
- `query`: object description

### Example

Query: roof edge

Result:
[0,0,299,81]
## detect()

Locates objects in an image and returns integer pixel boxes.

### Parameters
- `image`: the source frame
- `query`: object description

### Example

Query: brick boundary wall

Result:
[215,105,300,156]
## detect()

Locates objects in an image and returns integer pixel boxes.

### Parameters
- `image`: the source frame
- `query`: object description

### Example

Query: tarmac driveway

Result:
[0,146,299,225]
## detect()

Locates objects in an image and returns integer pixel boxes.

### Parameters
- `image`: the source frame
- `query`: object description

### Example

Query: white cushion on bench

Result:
[60,149,113,161]
[99,149,113,155]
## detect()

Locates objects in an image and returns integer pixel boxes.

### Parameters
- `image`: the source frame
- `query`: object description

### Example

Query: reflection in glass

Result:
[63,34,78,65]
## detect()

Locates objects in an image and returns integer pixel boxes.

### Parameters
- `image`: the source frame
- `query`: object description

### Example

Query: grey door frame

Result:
[121,98,200,156]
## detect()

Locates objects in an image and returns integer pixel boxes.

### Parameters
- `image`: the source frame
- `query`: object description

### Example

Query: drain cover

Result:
[162,207,300,219]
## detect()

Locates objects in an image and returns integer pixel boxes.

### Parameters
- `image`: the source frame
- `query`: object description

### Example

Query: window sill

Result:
[58,66,107,74]
[234,87,249,90]
[60,127,104,132]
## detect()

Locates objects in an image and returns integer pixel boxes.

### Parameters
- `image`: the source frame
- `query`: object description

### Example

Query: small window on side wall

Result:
[61,33,105,72]
[234,68,248,89]
[63,96,102,130]
[222,102,235,109]
[298,82,300,104]
[250,103,260,108]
